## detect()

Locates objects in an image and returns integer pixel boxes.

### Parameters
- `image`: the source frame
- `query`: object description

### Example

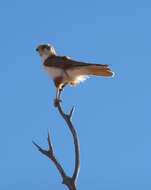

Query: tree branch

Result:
[33,95,80,190]
[33,131,67,180]
[57,103,80,182]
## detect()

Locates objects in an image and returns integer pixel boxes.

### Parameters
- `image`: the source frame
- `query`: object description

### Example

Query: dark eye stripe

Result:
[36,44,50,51]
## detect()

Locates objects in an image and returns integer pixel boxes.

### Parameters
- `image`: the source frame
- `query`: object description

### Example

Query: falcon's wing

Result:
[44,56,114,77]
[67,64,114,77]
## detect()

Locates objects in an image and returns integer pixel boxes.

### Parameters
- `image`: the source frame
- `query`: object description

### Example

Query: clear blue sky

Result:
[0,0,151,190]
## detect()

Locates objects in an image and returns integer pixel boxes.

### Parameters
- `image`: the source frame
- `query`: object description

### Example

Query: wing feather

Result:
[67,65,114,77]
[44,56,114,77]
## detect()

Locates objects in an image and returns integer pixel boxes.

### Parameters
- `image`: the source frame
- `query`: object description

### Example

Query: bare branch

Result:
[47,130,53,152]
[32,141,48,155]
[68,106,75,120]
[33,91,80,190]
[33,133,67,181]
[56,101,80,182]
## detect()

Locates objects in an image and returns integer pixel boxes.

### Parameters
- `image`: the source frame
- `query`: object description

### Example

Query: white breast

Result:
[44,66,63,79]
[44,65,89,85]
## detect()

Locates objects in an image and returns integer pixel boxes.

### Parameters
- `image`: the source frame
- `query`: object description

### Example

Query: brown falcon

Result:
[36,44,114,105]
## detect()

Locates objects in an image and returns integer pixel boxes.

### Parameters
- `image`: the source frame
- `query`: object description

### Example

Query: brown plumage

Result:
[43,55,113,77]
[36,44,114,101]
[69,65,113,77]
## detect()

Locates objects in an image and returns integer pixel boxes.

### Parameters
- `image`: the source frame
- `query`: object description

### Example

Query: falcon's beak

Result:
[36,47,39,52]
[36,47,42,56]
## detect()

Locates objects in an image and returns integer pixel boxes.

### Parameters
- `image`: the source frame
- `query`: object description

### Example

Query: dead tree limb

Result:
[33,98,80,190]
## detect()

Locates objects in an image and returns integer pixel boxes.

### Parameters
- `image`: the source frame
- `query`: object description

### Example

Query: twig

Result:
[68,106,75,120]
[33,131,66,180]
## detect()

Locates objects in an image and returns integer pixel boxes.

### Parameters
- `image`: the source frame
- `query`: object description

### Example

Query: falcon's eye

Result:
[36,48,39,51]
[44,46,50,51]
[47,46,51,50]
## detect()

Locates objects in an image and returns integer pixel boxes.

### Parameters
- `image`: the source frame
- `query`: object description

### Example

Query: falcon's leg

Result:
[54,77,64,107]
[60,83,67,92]
[54,88,62,107]
[54,83,68,107]
[56,88,62,100]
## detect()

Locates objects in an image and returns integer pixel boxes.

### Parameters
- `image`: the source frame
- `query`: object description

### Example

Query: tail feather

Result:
[67,64,114,78]
[87,65,114,77]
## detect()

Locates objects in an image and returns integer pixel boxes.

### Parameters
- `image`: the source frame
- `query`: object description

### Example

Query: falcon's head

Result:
[36,44,57,61]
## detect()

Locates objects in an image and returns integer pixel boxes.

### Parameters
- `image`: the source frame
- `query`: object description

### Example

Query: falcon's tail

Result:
[85,64,114,77]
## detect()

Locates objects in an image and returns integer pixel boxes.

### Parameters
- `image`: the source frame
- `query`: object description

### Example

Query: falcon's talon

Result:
[54,99,62,107]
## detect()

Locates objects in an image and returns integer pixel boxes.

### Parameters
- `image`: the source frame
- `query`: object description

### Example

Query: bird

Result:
[36,44,114,106]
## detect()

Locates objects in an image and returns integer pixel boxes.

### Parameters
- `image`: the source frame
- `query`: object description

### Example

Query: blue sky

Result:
[0,0,151,189]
